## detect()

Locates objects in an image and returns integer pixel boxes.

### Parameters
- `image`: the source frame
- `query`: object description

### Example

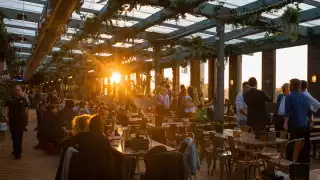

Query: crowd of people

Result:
[235,77,320,164]
[154,84,212,122]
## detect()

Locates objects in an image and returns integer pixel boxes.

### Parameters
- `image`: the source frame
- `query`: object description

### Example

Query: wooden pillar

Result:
[262,49,276,102]
[136,72,141,93]
[154,45,161,87]
[190,59,201,91]
[229,55,242,105]
[215,20,225,123]
[172,62,180,92]
[308,43,320,117]
[208,58,217,101]
[146,71,151,95]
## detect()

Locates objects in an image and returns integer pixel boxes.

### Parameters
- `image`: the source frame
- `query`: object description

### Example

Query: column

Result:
[262,49,276,102]
[190,59,201,91]
[172,62,180,92]
[215,20,225,124]
[208,58,216,101]
[228,55,242,105]
[154,45,161,87]
[146,71,151,95]
[200,62,205,91]
[308,42,320,117]
[136,71,141,93]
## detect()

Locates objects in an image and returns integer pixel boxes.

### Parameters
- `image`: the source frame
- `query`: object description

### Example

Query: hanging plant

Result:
[280,5,301,42]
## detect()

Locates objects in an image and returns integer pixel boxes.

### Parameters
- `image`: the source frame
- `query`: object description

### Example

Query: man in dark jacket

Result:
[274,83,289,133]
[4,85,29,159]
[243,77,272,138]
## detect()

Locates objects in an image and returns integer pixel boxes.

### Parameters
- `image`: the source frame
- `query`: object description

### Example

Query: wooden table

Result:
[111,139,175,156]
[204,129,288,146]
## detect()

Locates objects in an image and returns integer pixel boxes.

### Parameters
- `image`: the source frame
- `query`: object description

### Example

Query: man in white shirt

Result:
[235,81,250,127]
[301,80,320,113]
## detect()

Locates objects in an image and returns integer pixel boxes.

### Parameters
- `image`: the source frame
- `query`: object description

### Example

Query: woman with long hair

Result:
[56,115,115,180]
[71,114,92,136]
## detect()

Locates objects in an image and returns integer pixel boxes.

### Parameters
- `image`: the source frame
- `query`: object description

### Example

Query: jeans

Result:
[237,119,247,127]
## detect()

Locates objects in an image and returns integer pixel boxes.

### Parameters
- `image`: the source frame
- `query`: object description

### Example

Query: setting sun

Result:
[111,72,121,84]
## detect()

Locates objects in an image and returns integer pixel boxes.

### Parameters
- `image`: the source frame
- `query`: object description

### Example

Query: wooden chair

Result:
[268,138,305,172]
[208,132,231,179]
[165,124,178,148]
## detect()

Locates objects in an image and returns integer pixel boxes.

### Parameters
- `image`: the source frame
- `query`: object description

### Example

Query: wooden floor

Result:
[0,110,320,180]
[0,110,59,180]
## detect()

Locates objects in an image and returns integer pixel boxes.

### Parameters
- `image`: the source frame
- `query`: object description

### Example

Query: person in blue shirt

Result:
[284,78,313,163]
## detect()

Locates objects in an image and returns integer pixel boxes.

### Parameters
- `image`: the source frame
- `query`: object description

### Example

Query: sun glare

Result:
[111,72,121,84]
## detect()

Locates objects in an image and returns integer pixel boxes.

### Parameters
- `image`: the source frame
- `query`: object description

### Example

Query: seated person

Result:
[70,114,92,136]
[57,115,115,180]
[38,104,57,152]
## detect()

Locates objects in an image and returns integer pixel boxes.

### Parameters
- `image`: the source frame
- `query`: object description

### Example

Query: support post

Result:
[308,42,320,117]
[208,58,217,101]
[146,71,151,95]
[190,59,201,91]
[154,45,161,87]
[172,62,180,92]
[229,55,242,105]
[262,50,276,102]
[215,20,225,124]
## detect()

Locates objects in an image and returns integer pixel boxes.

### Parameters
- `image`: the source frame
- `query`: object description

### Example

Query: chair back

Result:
[151,127,166,144]
[166,124,178,141]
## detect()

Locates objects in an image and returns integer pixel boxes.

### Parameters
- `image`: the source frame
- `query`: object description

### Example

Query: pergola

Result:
[2,0,320,121]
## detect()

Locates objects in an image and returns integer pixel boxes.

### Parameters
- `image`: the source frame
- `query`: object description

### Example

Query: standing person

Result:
[74,101,90,115]
[243,77,272,138]
[3,85,29,159]
[22,87,30,131]
[274,83,289,133]
[301,80,320,113]
[235,81,250,127]
[284,79,312,163]
[34,88,42,131]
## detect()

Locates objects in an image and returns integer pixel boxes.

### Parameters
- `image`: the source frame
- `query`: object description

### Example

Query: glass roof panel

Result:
[72,12,94,20]
[300,19,320,27]
[225,39,245,45]
[4,19,37,29]
[243,32,267,39]
[0,0,44,13]
[113,42,133,48]
[124,6,162,19]
[13,42,32,48]
[207,23,240,34]
[100,34,112,39]
[146,25,178,33]
[111,19,138,27]
[82,1,105,11]
[53,47,60,51]
[164,14,207,27]
[262,3,316,19]
[186,32,214,39]
[16,52,30,55]
[95,53,112,57]
[6,27,35,36]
